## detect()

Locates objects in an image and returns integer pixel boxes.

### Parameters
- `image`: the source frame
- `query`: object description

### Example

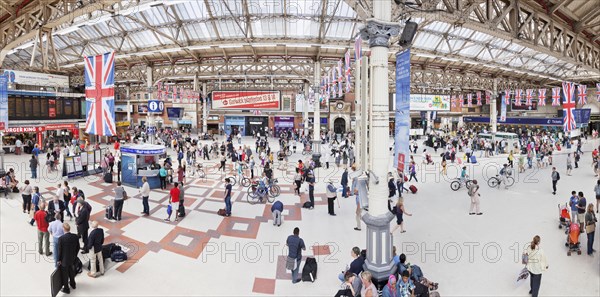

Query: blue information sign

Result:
[147,100,164,113]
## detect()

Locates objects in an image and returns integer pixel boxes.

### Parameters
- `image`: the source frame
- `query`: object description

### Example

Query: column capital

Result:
[359,19,401,48]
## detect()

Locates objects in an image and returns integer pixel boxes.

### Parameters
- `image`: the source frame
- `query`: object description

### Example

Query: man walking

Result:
[29,155,38,179]
[57,223,80,294]
[86,221,105,278]
[34,202,51,256]
[341,168,349,198]
[551,167,560,195]
[286,227,306,284]
[140,177,150,216]
[307,170,315,209]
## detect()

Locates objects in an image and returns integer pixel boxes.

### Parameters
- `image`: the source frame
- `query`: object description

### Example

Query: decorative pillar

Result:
[126,85,131,125]
[491,78,498,143]
[192,75,199,132]
[202,82,208,135]
[146,66,155,144]
[360,56,369,171]
[354,50,362,169]
[312,61,322,167]
[304,81,309,136]
[359,3,400,282]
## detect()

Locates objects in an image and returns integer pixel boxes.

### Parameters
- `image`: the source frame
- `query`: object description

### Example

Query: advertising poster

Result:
[49,99,56,118]
[394,49,411,171]
[0,75,8,131]
[137,105,148,114]
[409,94,450,110]
[2,69,69,88]
[211,91,280,110]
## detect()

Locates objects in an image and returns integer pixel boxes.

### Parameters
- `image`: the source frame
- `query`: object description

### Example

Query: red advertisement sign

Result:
[46,124,76,130]
[49,99,56,117]
[211,91,280,110]
[5,126,45,133]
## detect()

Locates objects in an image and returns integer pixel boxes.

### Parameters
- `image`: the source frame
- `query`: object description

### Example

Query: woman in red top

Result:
[297,160,304,176]
[165,182,180,222]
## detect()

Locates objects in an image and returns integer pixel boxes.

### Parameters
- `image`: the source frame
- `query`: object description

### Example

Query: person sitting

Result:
[382,274,398,297]
[398,253,439,291]
[7,169,18,191]
[337,247,365,282]
[397,270,415,297]
[335,271,357,297]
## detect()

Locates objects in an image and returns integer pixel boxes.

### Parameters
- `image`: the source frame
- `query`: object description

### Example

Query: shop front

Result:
[44,123,79,145]
[3,122,80,153]
[206,115,220,134]
[224,116,245,136]
[274,116,294,137]
[245,116,268,136]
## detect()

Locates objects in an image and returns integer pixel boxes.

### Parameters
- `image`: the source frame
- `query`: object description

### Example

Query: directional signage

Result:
[147,100,164,113]
[146,126,157,135]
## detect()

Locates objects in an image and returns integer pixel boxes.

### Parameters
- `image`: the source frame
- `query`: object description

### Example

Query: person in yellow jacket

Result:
[524,235,548,297]
[508,151,514,168]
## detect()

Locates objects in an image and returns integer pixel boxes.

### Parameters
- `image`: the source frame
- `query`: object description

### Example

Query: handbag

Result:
[521,253,528,265]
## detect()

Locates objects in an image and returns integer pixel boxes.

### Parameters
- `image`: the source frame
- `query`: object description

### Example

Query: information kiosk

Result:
[120,144,166,189]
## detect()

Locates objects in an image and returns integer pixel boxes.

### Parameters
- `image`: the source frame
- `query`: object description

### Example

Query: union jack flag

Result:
[562,81,576,132]
[577,84,587,105]
[514,89,522,106]
[345,50,351,93]
[84,52,116,136]
[597,83,600,102]
[551,87,561,106]
[354,36,362,62]
[537,89,546,106]
[504,89,511,104]
[157,81,163,100]
[525,89,533,106]
[467,94,473,107]
[451,95,457,108]
[485,91,490,105]
[458,94,464,108]
[337,59,344,95]
[476,91,482,106]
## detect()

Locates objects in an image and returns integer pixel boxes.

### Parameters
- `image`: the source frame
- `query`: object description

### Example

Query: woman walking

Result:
[408,161,418,182]
[294,168,302,196]
[388,199,412,233]
[585,204,597,256]
[468,180,482,215]
[524,235,548,297]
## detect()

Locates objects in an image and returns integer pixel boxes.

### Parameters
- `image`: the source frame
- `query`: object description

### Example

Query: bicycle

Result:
[487,174,514,188]
[189,164,206,179]
[247,183,275,204]
[225,175,237,187]
[267,178,281,198]
[277,150,292,157]
[239,175,252,187]
[450,178,473,191]
[301,147,313,155]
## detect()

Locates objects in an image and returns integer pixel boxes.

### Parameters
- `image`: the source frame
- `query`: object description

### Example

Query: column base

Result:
[311,140,322,168]
[361,211,397,284]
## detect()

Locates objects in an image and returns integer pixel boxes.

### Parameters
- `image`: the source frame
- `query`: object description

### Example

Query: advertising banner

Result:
[464,117,563,126]
[115,104,132,113]
[2,69,69,88]
[167,107,184,120]
[500,94,507,122]
[409,94,450,111]
[395,49,411,171]
[212,91,280,110]
[0,75,8,131]
[137,105,148,114]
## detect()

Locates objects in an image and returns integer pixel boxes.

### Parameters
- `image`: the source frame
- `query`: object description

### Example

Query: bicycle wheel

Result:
[505,176,515,187]
[286,150,292,157]
[487,177,499,188]
[267,194,275,203]
[465,180,473,189]
[246,192,259,205]
[198,170,206,179]
[241,177,251,187]
[228,176,237,186]
[450,181,460,191]
[268,185,281,197]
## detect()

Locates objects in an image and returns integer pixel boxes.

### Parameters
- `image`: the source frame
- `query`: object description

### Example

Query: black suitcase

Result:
[102,243,121,259]
[105,206,114,220]
[103,172,113,183]
[302,201,312,209]
[178,203,186,217]
[301,257,317,282]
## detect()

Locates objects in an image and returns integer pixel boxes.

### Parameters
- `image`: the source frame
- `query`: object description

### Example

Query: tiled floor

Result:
[1,137,599,296]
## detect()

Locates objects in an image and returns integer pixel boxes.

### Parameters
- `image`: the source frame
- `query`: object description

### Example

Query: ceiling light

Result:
[286,44,313,48]
[219,45,244,49]
[252,44,277,47]
[187,45,211,50]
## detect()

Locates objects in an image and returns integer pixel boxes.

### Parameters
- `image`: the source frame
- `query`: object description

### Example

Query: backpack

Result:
[78,189,85,199]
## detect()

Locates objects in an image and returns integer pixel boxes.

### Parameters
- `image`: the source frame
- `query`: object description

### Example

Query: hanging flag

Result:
[451,95,457,108]
[577,84,587,105]
[525,89,533,106]
[354,36,362,62]
[331,68,337,98]
[467,93,473,107]
[562,81,576,132]
[344,50,351,93]
[476,91,482,106]
[458,94,464,108]
[596,83,600,102]
[157,81,163,100]
[83,51,117,136]
[537,89,546,106]
[514,89,522,106]
[504,89,511,105]
[485,91,490,105]
[337,59,344,96]
[551,87,561,106]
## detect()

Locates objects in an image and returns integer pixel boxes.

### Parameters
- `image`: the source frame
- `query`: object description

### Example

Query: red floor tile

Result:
[252,277,276,295]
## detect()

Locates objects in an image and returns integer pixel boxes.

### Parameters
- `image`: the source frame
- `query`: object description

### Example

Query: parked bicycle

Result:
[247,182,276,204]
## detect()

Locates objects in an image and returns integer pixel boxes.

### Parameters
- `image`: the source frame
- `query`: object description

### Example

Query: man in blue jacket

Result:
[341,168,349,198]
[271,200,284,226]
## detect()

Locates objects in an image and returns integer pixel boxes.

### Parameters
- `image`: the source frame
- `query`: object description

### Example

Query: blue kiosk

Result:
[120,144,166,189]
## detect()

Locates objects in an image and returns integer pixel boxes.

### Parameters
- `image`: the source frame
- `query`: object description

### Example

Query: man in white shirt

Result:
[140,177,150,216]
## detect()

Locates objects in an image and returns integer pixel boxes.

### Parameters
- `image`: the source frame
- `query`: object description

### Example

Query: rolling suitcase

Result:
[105,205,114,220]
[103,172,113,183]
[301,257,317,282]
[409,185,418,194]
